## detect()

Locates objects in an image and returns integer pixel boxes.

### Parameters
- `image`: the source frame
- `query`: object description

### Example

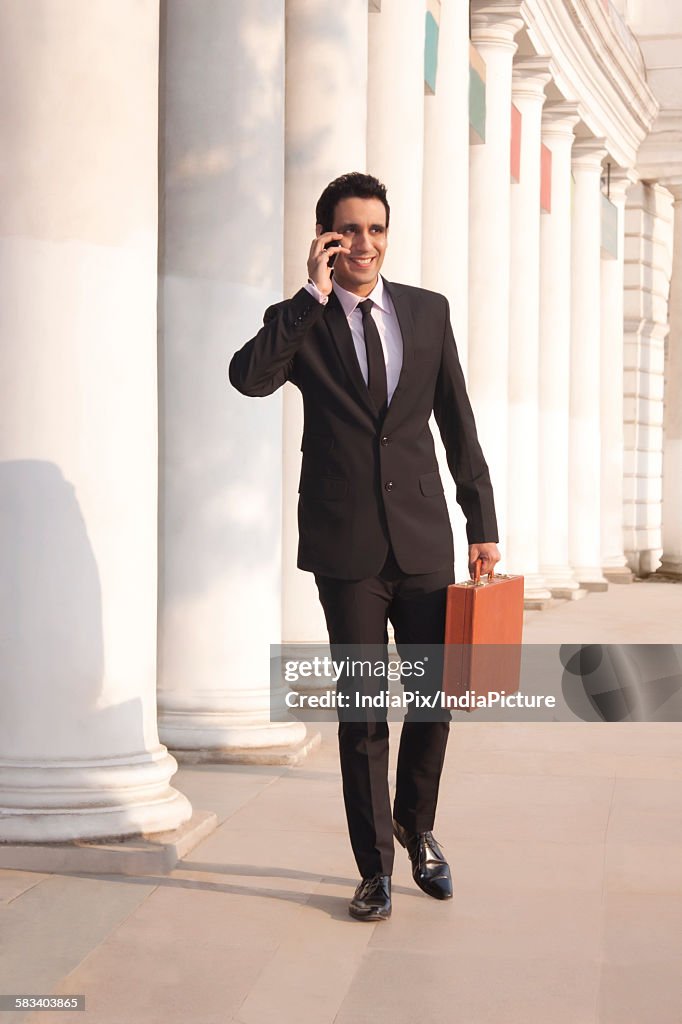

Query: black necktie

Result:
[358,299,388,417]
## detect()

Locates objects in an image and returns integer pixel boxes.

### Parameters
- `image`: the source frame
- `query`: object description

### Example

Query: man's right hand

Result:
[307,228,350,296]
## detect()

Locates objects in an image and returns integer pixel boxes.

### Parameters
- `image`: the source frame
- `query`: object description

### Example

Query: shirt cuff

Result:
[305,279,329,305]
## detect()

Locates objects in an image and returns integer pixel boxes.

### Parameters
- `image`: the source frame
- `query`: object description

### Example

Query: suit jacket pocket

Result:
[298,474,348,500]
[419,471,444,497]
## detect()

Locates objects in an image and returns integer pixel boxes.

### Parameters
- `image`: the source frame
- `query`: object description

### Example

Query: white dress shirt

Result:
[305,276,404,405]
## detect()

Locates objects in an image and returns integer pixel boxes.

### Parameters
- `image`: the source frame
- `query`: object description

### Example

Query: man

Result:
[229,172,500,921]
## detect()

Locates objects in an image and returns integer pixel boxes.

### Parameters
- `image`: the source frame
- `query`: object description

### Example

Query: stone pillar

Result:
[623,182,673,575]
[282,0,368,643]
[468,2,524,562]
[538,103,584,598]
[0,1,192,839]
[600,171,635,582]
[422,0,471,575]
[507,57,552,607]
[157,1,309,760]
[367,0,425,283]
[569,138,609,590]
[658,182,682,578]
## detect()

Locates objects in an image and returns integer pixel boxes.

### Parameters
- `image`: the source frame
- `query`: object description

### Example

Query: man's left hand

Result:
[468,542,501,580]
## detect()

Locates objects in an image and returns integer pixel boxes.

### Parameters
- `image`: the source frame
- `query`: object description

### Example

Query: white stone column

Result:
[0,1,192,840]
[422,0,471,576]
[622,183,673,574]
[157,1,308,759]
[658,182,682,578]
[507,57,552,607]
[468,2,524,563]
[282,0,368,643]
[569,138,609,590]
[600,171,635,582]
[367,0,425,283]
[538,103,584,598]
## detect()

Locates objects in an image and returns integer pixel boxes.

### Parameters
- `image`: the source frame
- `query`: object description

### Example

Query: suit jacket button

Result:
[380,435,390,446]
[384,481,394,492]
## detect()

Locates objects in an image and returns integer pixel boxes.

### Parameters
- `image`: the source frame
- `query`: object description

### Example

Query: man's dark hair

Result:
[315,172,390,232]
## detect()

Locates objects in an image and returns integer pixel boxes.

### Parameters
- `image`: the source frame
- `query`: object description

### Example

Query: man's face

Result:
[325,196,388,296]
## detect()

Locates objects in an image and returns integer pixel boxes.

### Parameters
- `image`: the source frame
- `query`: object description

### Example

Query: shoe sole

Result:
[348,906,392,921]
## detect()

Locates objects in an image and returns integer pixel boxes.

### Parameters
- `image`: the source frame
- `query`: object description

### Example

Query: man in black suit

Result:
[229,172,500,921]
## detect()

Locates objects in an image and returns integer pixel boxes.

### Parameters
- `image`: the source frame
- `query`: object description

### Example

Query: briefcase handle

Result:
[473,558,495,585]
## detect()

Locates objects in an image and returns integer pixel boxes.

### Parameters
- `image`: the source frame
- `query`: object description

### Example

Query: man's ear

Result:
[315,223,323,237]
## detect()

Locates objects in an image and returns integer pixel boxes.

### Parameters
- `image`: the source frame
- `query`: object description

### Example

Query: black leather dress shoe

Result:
[348,873,392,921]
[393,819,453,900]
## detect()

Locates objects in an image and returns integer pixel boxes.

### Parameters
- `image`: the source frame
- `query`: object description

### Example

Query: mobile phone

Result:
[324,235,339,270]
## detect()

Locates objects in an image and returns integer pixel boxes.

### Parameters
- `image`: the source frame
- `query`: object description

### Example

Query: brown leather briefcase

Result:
[442,561,524,705]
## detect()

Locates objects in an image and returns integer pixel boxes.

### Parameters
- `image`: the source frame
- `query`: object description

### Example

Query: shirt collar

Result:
[332,275,391,318]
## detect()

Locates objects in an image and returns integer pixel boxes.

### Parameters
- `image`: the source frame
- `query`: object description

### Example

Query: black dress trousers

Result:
[315,548,454,878]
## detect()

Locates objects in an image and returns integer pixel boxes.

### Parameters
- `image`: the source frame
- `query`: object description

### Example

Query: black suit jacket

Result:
[229,279,498,579]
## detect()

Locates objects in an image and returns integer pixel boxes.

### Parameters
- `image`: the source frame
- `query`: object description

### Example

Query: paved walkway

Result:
[1,582,681,1024]
[523,575,682,643]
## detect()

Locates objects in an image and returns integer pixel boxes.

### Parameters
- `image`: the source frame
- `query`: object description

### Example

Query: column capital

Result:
[512,56,553,103]
[603,167,638,204]
[659,176,682,202]
[542,101,581,140]
[572,137,608,171]
[470,1,524,51]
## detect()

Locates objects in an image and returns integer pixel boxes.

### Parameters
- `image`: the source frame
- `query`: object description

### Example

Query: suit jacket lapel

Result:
[324,288,377,418]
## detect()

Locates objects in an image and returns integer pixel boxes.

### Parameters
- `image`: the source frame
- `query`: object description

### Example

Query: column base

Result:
[158,687,311,759]
[573,567,609,591]
[602,565,635,584]
[656,558,682,580]
[0,809,216,876]
[626,549,663,576]
[522,574,553,610]
[171,729,321,767]
[550,586,588,600]
[159,708,310,759]
[523,594,553,610]
[0,748,193,844]
[539,566,586,600]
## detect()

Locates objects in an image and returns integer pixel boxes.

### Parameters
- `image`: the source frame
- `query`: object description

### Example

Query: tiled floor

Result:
[1,582,681,1024]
